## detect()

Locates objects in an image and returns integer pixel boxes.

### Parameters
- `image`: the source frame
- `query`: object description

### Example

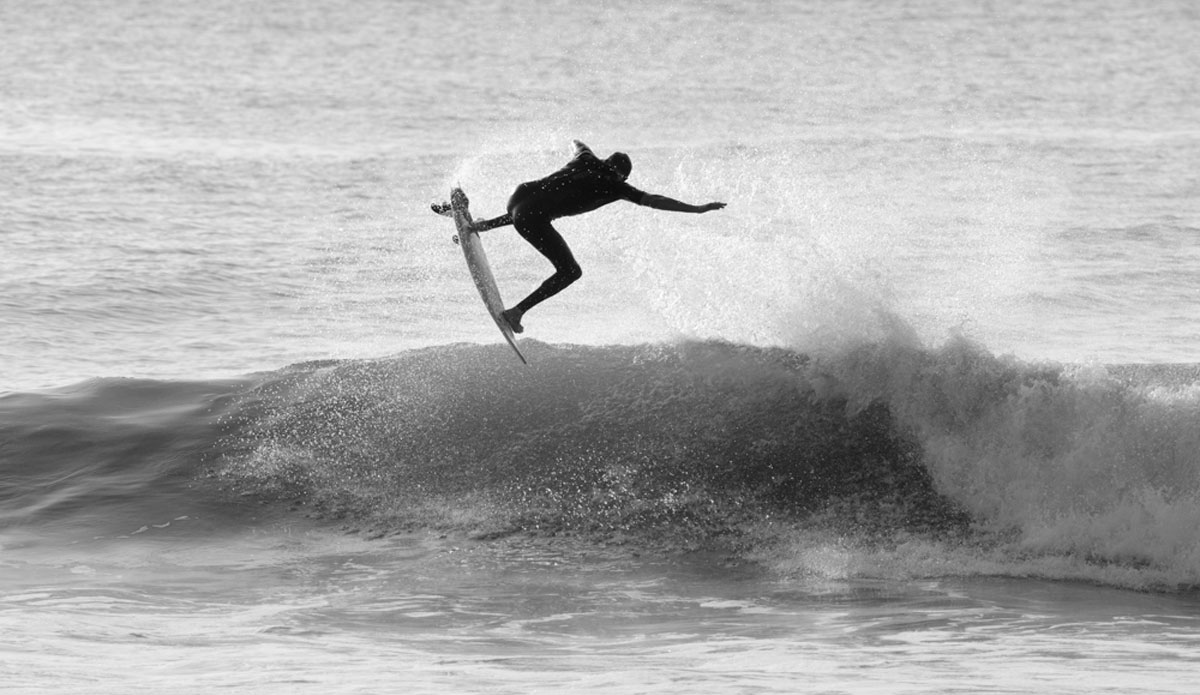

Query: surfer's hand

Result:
[701,202,726,212]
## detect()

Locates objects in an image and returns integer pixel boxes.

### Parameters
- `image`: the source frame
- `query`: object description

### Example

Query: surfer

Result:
[434,140,726,334]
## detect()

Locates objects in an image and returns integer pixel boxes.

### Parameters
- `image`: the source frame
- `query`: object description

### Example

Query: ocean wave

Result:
[0,376,244,530]
[3,339,1199,589]
[215,341,959,540]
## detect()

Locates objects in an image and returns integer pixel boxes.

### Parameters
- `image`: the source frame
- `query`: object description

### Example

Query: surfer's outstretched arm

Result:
[637,194,726,214]
[470,213,513,232]
[431,203,512,232]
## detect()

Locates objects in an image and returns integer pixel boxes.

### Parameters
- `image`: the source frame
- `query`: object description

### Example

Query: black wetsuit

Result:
[505,143,646,315]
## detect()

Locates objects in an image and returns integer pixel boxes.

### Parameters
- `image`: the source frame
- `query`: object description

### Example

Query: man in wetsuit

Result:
[434,140,726,334]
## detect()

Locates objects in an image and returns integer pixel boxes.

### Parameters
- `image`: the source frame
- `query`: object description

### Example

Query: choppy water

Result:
[3,0,1200,692]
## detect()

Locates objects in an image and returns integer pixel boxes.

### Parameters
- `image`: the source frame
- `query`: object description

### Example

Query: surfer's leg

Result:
[512,217,582,318]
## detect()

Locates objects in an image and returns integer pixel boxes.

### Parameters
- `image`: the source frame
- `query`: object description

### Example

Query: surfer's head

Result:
[606,152,632,180]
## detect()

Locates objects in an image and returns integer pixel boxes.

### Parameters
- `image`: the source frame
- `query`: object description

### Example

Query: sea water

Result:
[3,0,1200,692]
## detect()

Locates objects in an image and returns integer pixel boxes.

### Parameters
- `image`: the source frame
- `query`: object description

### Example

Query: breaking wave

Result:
[3,338,1198,590]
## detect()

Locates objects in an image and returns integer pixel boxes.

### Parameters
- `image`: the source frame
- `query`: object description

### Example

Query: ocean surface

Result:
[3,0,1200,692]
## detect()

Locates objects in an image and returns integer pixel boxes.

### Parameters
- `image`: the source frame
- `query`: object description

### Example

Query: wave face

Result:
[4,339,1199,588]
[0,377,246,535]
[215,341,956,539]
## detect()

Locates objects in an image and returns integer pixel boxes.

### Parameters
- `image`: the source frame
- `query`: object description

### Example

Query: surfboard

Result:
[446,187,527,364]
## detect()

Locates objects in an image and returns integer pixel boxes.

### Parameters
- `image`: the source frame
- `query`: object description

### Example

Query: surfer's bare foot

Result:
[501,308,524,334]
